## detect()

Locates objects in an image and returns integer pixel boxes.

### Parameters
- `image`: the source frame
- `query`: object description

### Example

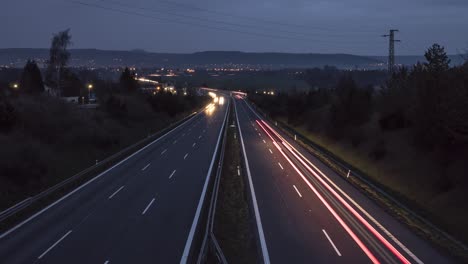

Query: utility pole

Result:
[382,29,401,73]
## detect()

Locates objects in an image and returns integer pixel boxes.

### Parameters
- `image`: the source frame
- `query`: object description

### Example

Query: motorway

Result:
[0,99,229,264]
[234,97,452,264]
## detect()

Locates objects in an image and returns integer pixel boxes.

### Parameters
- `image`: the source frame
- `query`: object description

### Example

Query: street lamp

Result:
[12,83,19,89]
[87,84,93,104]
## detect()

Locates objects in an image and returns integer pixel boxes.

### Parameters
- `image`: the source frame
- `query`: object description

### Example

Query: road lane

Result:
[235,97,452,263]
[0,100,229,264]
[235,98,366,263]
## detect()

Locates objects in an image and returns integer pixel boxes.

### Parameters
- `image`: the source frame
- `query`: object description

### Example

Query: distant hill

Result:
[371,55,465,67]
[0,49,381,69]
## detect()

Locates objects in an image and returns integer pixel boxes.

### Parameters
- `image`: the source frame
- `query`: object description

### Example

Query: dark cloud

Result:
[0,0,466,55]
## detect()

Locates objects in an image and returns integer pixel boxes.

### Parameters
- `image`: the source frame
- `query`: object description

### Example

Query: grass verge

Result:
[0,108,199,234]
[213,103,259,263]
[251,102,468,262]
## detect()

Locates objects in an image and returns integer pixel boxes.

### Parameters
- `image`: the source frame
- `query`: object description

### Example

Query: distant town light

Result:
[88,84,93,89]
[12,83,19,89]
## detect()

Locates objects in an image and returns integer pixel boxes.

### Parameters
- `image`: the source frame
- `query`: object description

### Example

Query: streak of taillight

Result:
[272,142,380,264]
[256,120,277,143]
[261,121,411,264]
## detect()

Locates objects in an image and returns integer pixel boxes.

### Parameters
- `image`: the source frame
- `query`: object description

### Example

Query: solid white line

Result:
[104,261,109,264]
[0,110,202,241]
[269,148,273,154]
[192,143,196,147]
[142,163,151,171]
[246,100,421,263]
[169,170,176,179]
[161,149,167,155]
[38,230,72,259]
[233,100,270,264]
[323,229,342,256]
[278,162,284,170]
[254,104,424,264]
[293,185,302,198]
[180,100,230,264]
[199,135,202,139]
[184,153,189,160]
[263,139,266,144]
[108,186,125,199]
[142,198,155,215]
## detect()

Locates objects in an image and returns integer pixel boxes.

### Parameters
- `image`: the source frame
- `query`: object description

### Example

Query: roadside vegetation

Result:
[249,44,468,245]
[0,30,209,211]
[213,103,259,263]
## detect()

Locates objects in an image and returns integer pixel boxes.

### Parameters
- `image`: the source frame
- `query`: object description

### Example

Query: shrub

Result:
[0,97,17,133]
[369,139,387,161]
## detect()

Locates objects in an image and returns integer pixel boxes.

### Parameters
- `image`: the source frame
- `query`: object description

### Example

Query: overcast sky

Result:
[1,0,467,55]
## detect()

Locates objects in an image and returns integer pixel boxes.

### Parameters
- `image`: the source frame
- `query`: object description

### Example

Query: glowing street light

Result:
[12,83,19,89]
[87,84,93,104]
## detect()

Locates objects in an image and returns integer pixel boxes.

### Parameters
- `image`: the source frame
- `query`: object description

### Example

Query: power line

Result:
[72,1,377,48]
[152,0,383,34]
[99,0,373,40]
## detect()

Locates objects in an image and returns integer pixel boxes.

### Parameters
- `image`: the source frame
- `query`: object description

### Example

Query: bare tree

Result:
[46,29,72,96]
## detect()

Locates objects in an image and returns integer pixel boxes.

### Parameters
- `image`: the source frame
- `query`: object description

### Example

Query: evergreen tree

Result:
[20,60,44,94]
[119,67,139,92]
[424,43,450,74]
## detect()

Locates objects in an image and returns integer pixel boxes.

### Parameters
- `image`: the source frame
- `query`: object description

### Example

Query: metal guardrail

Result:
[248,100,468,258]
[197,102,230,264]
[0,111,200,230]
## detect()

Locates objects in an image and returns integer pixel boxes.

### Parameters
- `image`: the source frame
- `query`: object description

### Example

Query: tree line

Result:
[250,44,468,158]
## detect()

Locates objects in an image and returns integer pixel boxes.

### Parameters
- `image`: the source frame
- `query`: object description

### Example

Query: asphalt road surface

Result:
[234,97,453,264]
[0,99,229,264]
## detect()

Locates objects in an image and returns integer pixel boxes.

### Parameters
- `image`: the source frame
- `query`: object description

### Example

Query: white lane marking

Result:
[263,139,266,144]
[293,185,302,198]
[233,100,270,264]
[184,153,189,160]
[266,123,424,264]
[142,163,151,171]
[278,162,284,170]
[104,261,110,264]
[161,149,167,155]
[0,110,202,241]
[323,229,342,257]
[142,198,155,215]
[173,140,177,144]
[202,129,206,133]
[169,170,177,179]
[198,135,202,139]
[269,148,273,154]
[181,100,230,264]
[108,186,125,199]
[243,100,424,263]
[38,230,72,259]
[192,143,196,147]
[237,168,241,176]
[258,133,261,137]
